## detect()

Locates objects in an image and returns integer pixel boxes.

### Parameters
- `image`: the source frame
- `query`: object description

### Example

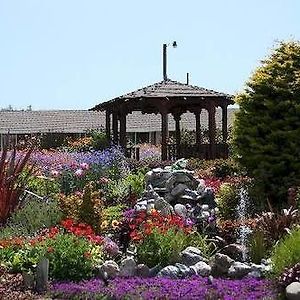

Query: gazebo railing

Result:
[167,143,229,161]
[125,146,140,160]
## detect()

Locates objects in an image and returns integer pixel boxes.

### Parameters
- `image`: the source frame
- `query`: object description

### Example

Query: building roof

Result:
[0,109,237,134]
[92,79,233,111]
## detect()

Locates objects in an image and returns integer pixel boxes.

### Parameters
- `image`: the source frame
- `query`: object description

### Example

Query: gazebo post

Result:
[208,105,216,158]
[173,113,181,158]
[112,111,118,145]
[194,109,202,146]
[105,110,111,141]
[119,112,127,150]
[222,104,228,143]
[161,111,168,161]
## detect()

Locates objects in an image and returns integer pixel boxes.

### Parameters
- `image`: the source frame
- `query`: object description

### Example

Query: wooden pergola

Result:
[91,79,234,160]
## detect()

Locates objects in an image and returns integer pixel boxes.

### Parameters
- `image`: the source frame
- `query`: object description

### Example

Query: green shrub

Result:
[249,230,267,264]
[0,198,63,239]
[216,183,240,220]
[136,229,213,268]
[26,175,60,197]
[271,226,300,278]
[136,228,187,268]
[45,233,100,281]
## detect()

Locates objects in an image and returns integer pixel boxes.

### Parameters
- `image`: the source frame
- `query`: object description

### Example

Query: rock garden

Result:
[1,41,300,300]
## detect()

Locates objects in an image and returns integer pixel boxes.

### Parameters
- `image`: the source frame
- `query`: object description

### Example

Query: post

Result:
[105,110,111,142]
[119,113,127,149]
[161,111,168,160]
[194,109,202,146]
[208,105,216,158]
[112,111,118,145]
[36,258,49,293]
[186,72,189,85]
[163,43,167,80]
[173,113,181,158]
[222,105,228,143]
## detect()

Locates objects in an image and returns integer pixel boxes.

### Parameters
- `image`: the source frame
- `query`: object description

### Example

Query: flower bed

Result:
[51,276,279,300]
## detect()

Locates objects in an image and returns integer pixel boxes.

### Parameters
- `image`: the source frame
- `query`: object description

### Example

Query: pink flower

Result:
[74,168,84,177]
[80,162,89,170]
[99,177,109,184]
[50,170,60,177]
[75,191,83,197]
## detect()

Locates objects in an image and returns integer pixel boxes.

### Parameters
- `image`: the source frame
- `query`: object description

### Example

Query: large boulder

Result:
[286,282,300,300]
[136,264,150,278]
[211,253,234,276]
[180,246,206,266]
[99,260,120,279]
[174,204,188,218]
[157,265,180,279]
[119,257,137,277]
[221,243,246,262]
[228,262,252,278]
[190,261,211,277]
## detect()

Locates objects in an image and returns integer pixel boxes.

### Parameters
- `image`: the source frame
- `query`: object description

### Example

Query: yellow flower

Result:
[100,220,109,229]
[111,220,120,229]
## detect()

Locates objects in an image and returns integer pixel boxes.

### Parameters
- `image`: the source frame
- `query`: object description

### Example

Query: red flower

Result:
[83,251,91,259]
[47,246,54,253]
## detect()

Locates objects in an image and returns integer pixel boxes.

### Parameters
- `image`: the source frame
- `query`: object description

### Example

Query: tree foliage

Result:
[233,41,300,206]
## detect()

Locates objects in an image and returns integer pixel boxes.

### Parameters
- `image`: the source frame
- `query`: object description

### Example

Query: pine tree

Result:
[233,41,300,206]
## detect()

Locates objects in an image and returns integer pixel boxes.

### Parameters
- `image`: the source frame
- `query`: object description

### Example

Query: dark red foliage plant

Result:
[0,146,34,224]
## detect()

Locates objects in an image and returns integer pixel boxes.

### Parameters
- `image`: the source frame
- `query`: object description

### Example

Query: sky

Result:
[0,0,299,110]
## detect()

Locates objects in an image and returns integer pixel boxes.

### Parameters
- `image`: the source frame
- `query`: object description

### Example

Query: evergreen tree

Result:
[233,41,300,206]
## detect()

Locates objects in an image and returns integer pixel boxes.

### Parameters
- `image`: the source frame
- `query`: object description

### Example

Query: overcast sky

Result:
[0,0,299,110]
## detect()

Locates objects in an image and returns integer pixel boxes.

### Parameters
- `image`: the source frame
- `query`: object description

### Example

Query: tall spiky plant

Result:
[0,146,34,224]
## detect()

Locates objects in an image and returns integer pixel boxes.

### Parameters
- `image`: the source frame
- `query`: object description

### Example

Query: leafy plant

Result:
[45,233,99,281]
[256,207,299,247]
[0,198,63,238]
[271,226,300,279]
[278,262,300,287]
[249,230,267,264]
[0,147,34,224]
[216,183,240,220]
[79,183,104,232]
[26,175,60,198]
[136,227,188,268]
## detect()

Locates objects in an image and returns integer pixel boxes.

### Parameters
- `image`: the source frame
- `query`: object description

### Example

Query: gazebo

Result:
[91,78,234,160]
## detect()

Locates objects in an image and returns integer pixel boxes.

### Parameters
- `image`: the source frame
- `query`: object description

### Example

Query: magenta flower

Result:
[74,169,84,177]
[80,162,89,170]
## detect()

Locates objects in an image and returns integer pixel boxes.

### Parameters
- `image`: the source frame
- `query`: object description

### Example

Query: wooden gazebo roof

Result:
[92,79,233,112]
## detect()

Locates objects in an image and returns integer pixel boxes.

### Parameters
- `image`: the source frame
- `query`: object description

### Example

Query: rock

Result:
[201,204,210,211]
[154,197,173,215]
[286,282,300,300]
[175,263,196,278]
[184,189,199,200]
[157,265,180,279]
[136,264,150,278]
[172,158,188,170]
[247,270,262,278]
[180,246,206,266]
[174,204,188,218]
[228,262,252,278]
[211,253,234,275]
[119,257,137,277]
[200,211,210,219]
[201,187,217,208]
[197,179,206,195]
[250,263,267,273]
[171,184,188,197]
[190,261,211,277]
[221,244,246,262]
[99,260,120,279]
